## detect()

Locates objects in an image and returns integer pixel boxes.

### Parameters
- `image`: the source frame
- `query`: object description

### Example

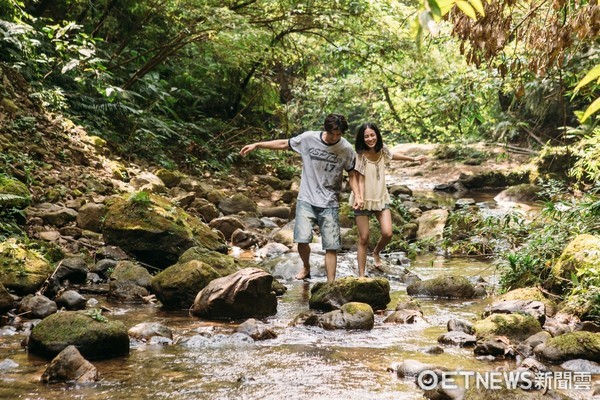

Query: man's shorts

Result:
[294,200,341,250]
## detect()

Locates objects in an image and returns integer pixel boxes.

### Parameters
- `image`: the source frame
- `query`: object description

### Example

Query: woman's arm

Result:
[391,152,427,164]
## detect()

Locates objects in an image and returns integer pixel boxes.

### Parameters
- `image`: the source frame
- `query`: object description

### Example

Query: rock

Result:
[384,309,426,324]
[25,203,78,227]
[128,322,173,341]
[102,193,226,268]
[151,247,240,309]
[407,275,477,299]
[218,194,257,215]
[54,256,88,283]
[28,310,129,359]
[534,331,600,364]
[0,283,14,314]
[18,294,57,319]
[437,331,477,347]
[309,277,390,312]
[75,202,106,232]
[416,209,448,241]
[318,302,374,330]
[447,319,474,334]
[55,290,87,310]
[191,268,277,320]
[209,216,244,241]
[108,261,152,302]
[236,318,277,340]
[473,313,542,342]
[483,299,546,325]
[0,239,54,295]
[40,345,98,384]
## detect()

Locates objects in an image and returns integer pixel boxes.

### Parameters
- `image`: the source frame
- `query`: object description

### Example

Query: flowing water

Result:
[0,190,587,399]
[1,251,573,400]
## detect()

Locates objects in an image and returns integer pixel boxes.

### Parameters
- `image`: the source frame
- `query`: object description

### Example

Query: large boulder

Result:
[28,310,129,359]
[548,234,600,295]
[150,246,255,310]
[416,209,448,242]
[534,331,600,364]
[102,193,227,268]
[309,277,390,311]
[191,268,277,320]
[473,313,543,342]
[0,239,54,295]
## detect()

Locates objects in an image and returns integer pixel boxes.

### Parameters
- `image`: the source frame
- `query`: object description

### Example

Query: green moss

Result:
[545,331,600,355]
[0,175,31,209]
[342,302,373,315]
[473,313,542,341]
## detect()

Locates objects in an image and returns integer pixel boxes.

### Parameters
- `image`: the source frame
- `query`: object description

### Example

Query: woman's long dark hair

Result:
[355,122,383,153]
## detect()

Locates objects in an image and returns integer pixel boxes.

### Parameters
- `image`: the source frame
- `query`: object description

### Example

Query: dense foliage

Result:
[1,0,599,318]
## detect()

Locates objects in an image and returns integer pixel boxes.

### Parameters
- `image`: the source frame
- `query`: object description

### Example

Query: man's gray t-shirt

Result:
[289,130,356,208]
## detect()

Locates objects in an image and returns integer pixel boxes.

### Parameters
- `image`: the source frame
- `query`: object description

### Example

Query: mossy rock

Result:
[28,310,129,360]
[473,313,542,342]
[458,170,530,189]
[534,331,600,364]
[548,234,600,295]
[498,287,558,316]
[155,169,183,188]
[309,277,390,311]
[406,275,477,299]
[152,246,255,309]
[102,193,227,268]
[0,175,31,209]
[0,239,54,295]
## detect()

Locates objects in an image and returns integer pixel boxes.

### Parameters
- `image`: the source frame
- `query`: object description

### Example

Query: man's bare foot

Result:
[294,270,311,280]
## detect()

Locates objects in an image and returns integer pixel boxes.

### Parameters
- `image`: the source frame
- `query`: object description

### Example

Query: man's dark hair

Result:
[324,113,348,133]
[355,122,383,153]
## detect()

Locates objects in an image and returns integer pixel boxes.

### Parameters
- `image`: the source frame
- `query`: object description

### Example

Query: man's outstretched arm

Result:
[240,139,289,156]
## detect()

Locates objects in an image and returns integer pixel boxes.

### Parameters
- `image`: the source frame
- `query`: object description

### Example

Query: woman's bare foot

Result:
[294,268,311,280]
[373,253,383,271]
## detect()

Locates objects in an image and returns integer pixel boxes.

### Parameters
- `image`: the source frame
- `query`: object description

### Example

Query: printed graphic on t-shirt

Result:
[308,148,340,173]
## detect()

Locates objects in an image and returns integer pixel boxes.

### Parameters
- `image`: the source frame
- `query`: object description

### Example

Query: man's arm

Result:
[348,169,364,209]
[239,139,289,156]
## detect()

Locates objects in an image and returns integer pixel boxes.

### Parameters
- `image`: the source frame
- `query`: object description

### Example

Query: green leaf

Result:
[427,0,442,18]
[456,0,477,20]
[574,64,600,93]
[468,0,485,17]
[580,97,600,123]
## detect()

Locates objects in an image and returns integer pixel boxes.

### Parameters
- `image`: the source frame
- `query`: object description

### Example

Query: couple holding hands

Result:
[239,114,426,283]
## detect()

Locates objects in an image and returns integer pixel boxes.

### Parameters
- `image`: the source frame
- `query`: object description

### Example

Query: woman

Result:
[350,122,426,277]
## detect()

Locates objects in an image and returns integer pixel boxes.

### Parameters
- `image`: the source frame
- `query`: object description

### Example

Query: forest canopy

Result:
[1,0,598,176]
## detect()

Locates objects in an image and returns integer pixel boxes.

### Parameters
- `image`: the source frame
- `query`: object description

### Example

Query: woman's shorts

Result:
[294,200,341,250]
[353,204,390,217]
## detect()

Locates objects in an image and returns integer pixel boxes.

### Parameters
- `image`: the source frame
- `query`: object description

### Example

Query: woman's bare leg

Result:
[373,209,393,268]
[355,215,370,277]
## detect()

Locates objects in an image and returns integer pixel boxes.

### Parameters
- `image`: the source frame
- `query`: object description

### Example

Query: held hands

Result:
[353,195,364,210]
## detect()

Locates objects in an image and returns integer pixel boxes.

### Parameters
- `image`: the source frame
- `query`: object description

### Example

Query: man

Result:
[240,113,361,282]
